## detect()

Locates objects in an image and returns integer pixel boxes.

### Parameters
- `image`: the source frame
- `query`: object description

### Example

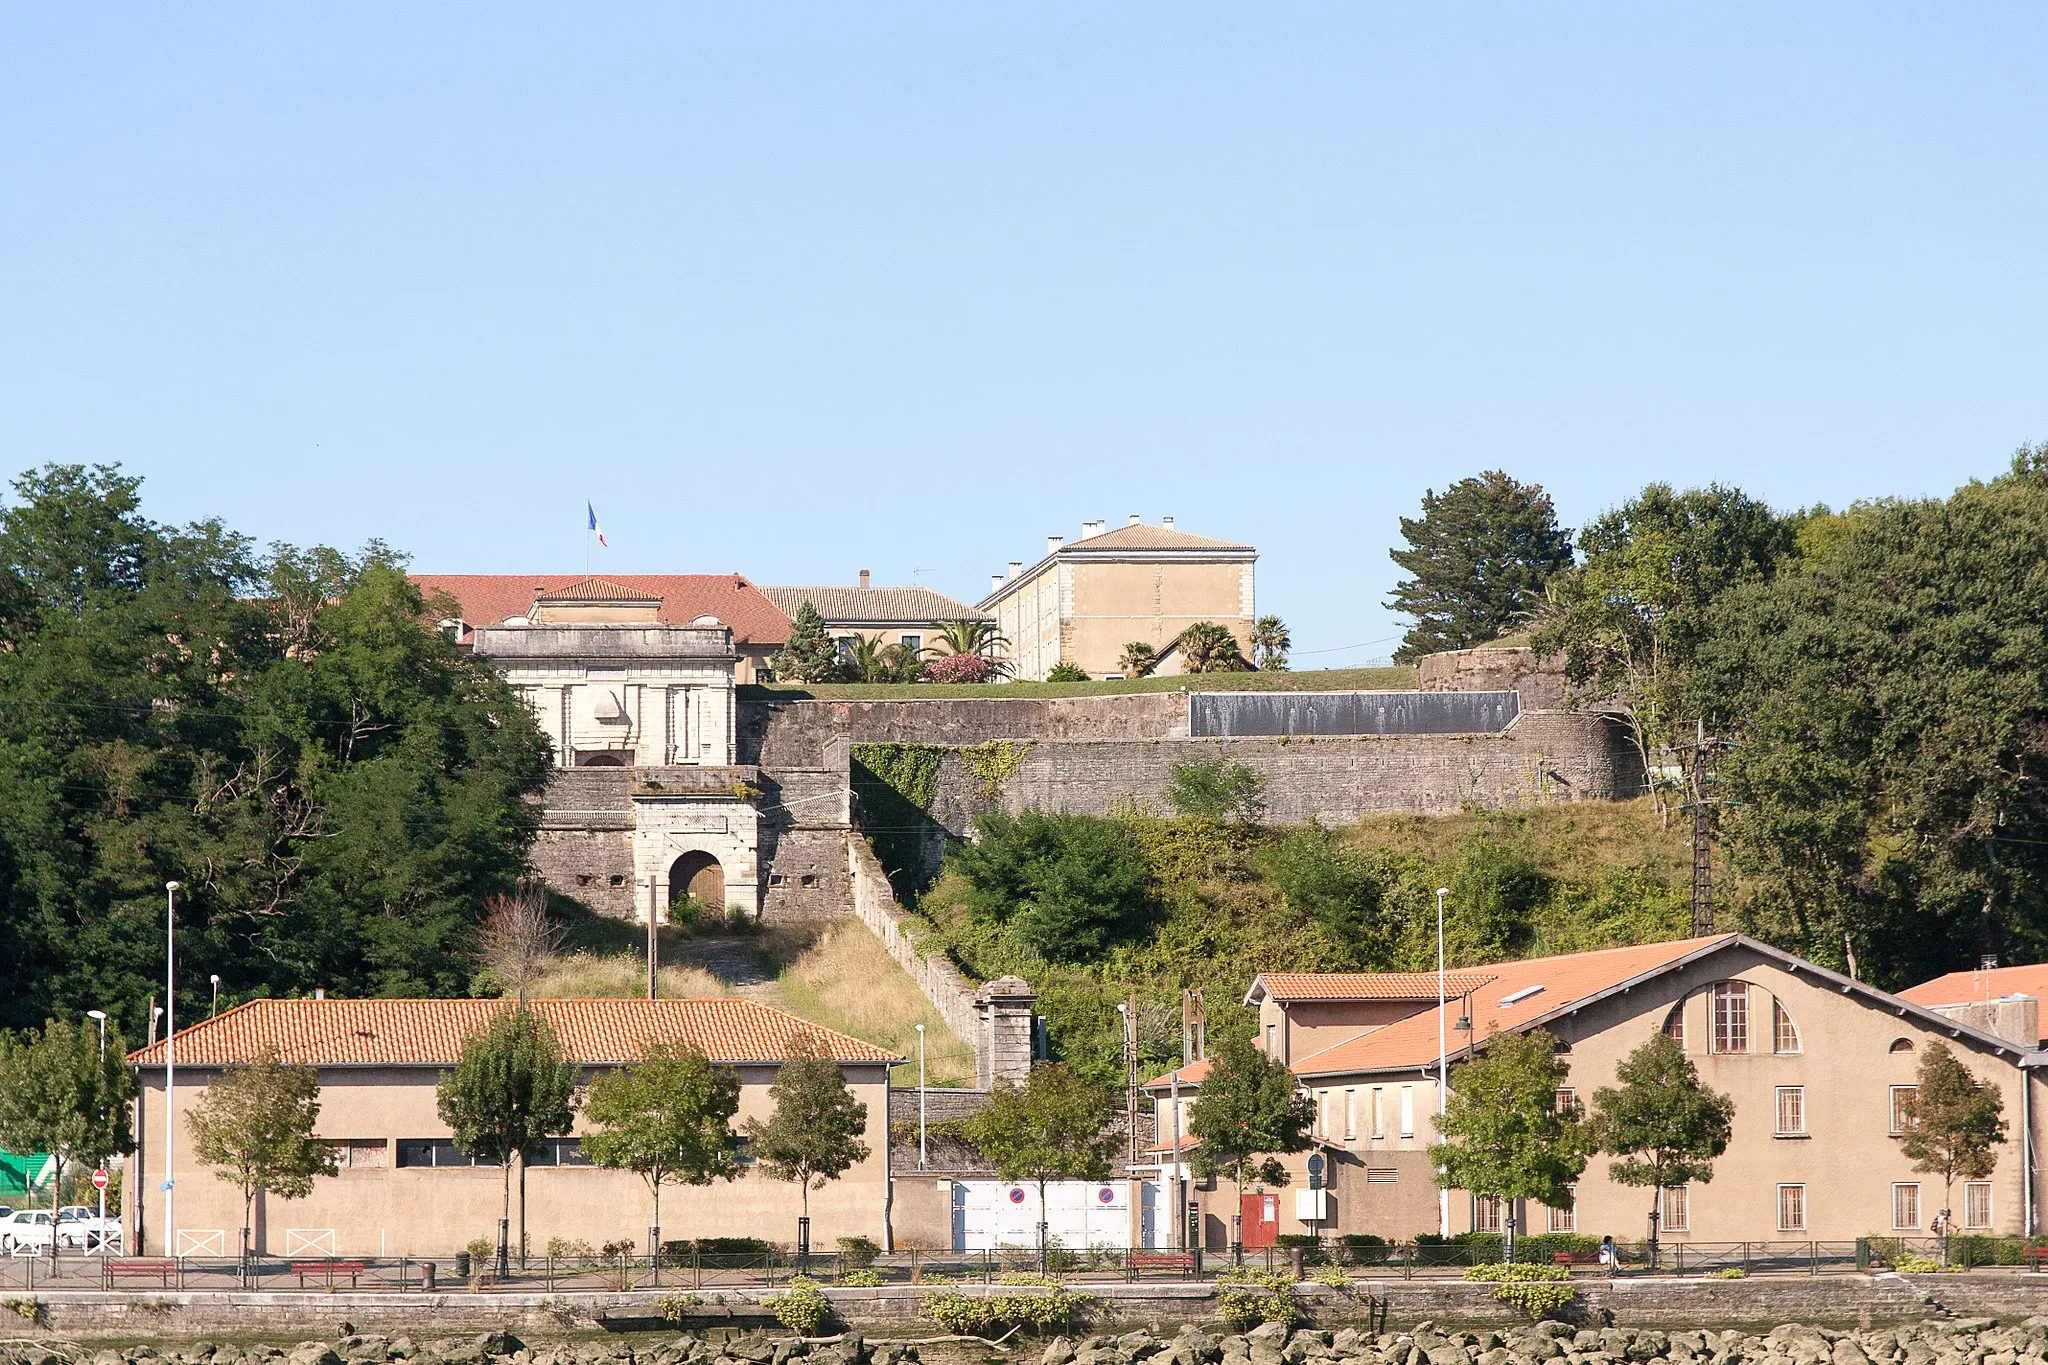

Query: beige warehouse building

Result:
[125,998,898,1258]
[980,516,1257,682]
[1142,935,2044,1251]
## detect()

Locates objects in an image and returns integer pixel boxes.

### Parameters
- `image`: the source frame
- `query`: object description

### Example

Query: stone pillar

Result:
[976,975,1038,1090]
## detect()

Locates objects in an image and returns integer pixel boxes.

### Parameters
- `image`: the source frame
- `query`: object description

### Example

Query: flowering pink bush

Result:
[922,652,994,684]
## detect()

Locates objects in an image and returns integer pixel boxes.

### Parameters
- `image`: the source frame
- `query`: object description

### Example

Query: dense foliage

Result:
[1429,1029,1592,1262]
[946,808,1152,963]
[772,602,841,683]
[0,465,552,1035]
[1389,471,1574,661]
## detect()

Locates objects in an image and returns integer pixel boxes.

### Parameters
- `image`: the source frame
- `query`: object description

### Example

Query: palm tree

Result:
[1250,615,1291,671]
[1118,641,1160,677]
[847,634,888,683]
[879,641,926,683]
[1177,622,1250,674]
[934,618,1012,678]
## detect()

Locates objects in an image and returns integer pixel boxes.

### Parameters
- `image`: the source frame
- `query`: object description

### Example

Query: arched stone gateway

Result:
[669,851,726,911]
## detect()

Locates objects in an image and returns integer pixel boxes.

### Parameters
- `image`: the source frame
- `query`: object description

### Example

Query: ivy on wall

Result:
[962,741,1028,802]
[850,744,945,899]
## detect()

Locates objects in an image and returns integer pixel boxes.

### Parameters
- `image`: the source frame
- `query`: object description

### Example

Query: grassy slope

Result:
[740,665,1417,702]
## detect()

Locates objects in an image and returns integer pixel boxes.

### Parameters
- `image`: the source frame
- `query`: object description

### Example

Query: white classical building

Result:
[471,578,764,920]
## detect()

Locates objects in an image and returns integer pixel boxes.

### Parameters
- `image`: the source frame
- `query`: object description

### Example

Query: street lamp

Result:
[163,880,181,1258]
[86,1011,108,1253]
[1435,885,1450,1240]
[209,975,221,1018]
[914,1024,927,1171]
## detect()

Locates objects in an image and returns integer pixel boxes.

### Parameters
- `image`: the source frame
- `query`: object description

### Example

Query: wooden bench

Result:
[2022,1246,2048,1271]
[103,1258,178,1289]
[1554,1250,1603,1267]
[290,1259,368,1288]
[1128,1253,1198,1279]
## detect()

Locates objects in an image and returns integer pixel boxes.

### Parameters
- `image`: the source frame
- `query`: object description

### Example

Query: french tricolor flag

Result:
[587,502,609,548]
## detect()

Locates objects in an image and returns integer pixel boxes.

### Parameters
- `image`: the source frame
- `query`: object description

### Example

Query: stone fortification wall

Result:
[758,766,851,921]
[742,692,1187,767]
[916,711,1640,835]
[533,768,637,917]
[1417,645,1572,709]
[847,834,983,1047]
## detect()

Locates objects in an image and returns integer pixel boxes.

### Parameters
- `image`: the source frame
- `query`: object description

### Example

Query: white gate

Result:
[176,1229,225,1256]
[950,1180,1132,1251]
[284,1228,337,1255]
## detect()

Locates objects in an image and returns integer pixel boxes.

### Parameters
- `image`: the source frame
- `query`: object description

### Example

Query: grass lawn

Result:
[742,664,1418,702]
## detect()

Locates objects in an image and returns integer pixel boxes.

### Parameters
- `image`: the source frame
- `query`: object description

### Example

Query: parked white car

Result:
[3,1209,55,1255]
[57,1205,119,1250]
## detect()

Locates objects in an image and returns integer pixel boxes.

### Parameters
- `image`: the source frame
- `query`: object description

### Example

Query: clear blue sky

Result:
[4,6,2043,661]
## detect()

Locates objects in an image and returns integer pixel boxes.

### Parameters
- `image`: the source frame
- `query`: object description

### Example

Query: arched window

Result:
[1890,1038,1916,1053]
[1773,1000,1801,1054]
[1711,981,1749,1053]
[1663,999,1686,1049]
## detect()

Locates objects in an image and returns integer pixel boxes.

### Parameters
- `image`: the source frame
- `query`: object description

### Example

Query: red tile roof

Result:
[411,575,791,648]
[1899,964,2048,1009]
[1140,1060,1213,1090]
[128,998,898,1069]
[535,578,663,603]
[1289,936,1737,1077]
[1249,971,1499,1003]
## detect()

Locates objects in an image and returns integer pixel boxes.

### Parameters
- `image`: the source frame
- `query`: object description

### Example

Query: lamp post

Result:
[87,1010,108,1254]
[209,975,220,1018]
[163,880,181,1258]
[1435,885,1450,1240]
[914,1024,927,1171]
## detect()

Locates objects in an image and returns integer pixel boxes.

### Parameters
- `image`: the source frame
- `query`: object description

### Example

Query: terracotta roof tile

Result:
[1899,964,2048,1008]
[1289,935,1737,1077]
[1251,971,1498,1002]
[1140,1060,1213,1090]
[535,578,662,603]
[1068,524,1253,552]
[411,575,791,648]
[758,586,987,626]
[128,998,898,1069]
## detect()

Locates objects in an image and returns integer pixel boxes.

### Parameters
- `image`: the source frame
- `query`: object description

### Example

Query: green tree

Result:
[744,1033,872,1235]
[933,619,1011,678]
[1118,642,1160,677]
[186,1051,336,1257]
[1187,1029,1314,1249]
[879,640,926,683]
[1250,616,1291,671]
[435,1007,577,1265]
[948,809,1151,962]
[1429,1029,1590,1263]
[583,1041,743,1248]
[1256,821,1389,963]
[1176,622,1250,673]
[1898,1041,2007,1253]
[1166,756,1269,825]
[1389,471,1574,662]
[1690,452,2048,979]
[962,1063,1116,1264]
[1588,1033,1733,1262]
[0,1017,134,1264]
[773,601,843,683]
[1533,481,1792,820]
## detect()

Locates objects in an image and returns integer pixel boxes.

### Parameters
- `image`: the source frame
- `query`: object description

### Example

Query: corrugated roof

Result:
[1068,523,1254,553]
[411,575,791,648]
[758,586,987,626]
[1289,936,1738,1077]
[128,998,899,1069]
[1250,971,1499,1003]
[1899,964,2048,1009]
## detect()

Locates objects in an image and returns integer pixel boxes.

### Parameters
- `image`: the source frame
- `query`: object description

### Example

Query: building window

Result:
[329,1139,387,1170]
[835,637,856,662]
[1548,1188,1577,1233]
[1473,1196,1504,1234]
[1712,982,1749,1053]
[1774,1000,1801,1054]
[1399,1085,1415,1137]
[900,634,922,653]
[1554,1087,1577,1118]
[1663,1000,1686,1049]
[1344,1090,1356,1141]
[1774,1086,1806,1136]
[1264,1024,1276,1054]
[768,874,785,887]
[1965,1182,1993,1230]
[1371,1088,1384,1138]
[523,1138,592,1168]
[1662,1184,1689,1232]
[1366,1168,1398,1184]
[1891,1085,1919,1135]
[800,874,819,888]
[1778,1184,1806,1233]
[1893,1183,1921,1230]
[396,1139,498,1169]
[1890,1038,1915,1053]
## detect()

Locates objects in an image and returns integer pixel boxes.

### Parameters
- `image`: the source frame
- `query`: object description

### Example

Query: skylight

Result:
[1498,985,1546,1008]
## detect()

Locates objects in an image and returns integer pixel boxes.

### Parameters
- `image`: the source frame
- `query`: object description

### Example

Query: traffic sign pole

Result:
[92,1168,108,1256]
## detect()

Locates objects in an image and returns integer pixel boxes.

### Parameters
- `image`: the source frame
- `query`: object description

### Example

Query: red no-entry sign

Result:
[91,1169,109,1190]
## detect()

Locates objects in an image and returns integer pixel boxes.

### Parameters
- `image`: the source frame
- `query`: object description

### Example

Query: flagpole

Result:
[585,514,590,578]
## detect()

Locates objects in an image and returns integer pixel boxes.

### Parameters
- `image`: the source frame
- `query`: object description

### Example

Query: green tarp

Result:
[0,1151,53,1198]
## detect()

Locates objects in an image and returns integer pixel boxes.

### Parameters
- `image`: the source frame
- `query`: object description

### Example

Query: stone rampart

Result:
[742,693,1188,767]
[847,833,983,1048]
[1417,646,1571,709]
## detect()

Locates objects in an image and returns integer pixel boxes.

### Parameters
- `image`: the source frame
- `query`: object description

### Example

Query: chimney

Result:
[1128,513,1142,526]
[314,987,325,1001]
[1161,516,1175,531]
[991,573,1004,593]
[1081,519,1106,539]
[1047,535,1064,555]
[1007,561,1023,582]
[858,569,871,591]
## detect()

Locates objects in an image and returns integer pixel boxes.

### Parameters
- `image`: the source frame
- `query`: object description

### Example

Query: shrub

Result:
[657,1293,705,1323]
[771,1278,833,1336]
[948,808,1150,962]
[1215,1269,1299,1328]
[465,1237,496,1265]
[1167,757,1268,824]
[838,1234,880,1268]
[923,653,995,684]
[1890,1255,1956,1274]
[920,1288,1092,1336]
[838,1269,882,1287]
[1462,1262,1568,1283]
[1491,1280,1576,1321]
[998,1272,1064,1286]
[1310,1265,1352,1290]
[1047,662,1089,682]
[1338,1234,1391,1266]
[546,1237,595,1259]
[1708,1268,1745,1280]
[1274,1233,1330,1265]
[695,1236,777,1258]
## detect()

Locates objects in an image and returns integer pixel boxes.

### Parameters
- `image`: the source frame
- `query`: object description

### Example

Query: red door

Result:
[1240,1192,1280,1248]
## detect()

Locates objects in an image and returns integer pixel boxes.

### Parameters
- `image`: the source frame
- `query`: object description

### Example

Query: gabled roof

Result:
[411,575,790,648]
[128,998,898,1069]
[1899,964,2048,1009]
[1247,971,1498,1005]
[1140,1060,1213,1091]
[535,578,661,603]
[758,586,987,626]
[1067,523,1252,553]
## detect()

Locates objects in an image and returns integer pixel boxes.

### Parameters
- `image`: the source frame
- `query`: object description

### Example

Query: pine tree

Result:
[1388,471,1574,661]
[773,601,843,683]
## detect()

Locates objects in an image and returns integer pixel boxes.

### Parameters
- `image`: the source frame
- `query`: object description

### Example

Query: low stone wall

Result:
[847,834,982,1049]
[1416,647,1571,710]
